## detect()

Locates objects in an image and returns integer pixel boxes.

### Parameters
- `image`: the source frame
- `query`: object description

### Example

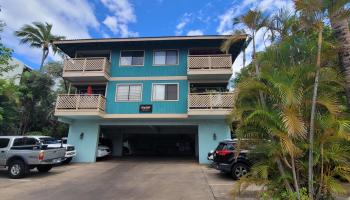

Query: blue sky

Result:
[0,0,293,72]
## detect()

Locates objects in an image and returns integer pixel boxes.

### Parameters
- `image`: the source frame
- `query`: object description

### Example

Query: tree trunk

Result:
[39,48,49,72]
[243,48,246,68]
[291,155,300,199]
[330,18,350,106]
[252,31,266,107]
[308,29,323,199]
[277,158,293,192]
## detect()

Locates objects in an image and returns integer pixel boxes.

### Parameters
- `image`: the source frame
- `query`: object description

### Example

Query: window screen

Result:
[154,50,178,65]
[120,51,144,66]
[0,139,9,148]
[153,84,178,101]
[116,84,142,101]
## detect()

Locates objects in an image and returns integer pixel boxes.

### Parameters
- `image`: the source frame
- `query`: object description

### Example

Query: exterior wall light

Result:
[80,132,84,140]
[213,133,217,141]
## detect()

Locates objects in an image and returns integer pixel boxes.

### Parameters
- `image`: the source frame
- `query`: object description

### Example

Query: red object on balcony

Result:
[87,85,92,95]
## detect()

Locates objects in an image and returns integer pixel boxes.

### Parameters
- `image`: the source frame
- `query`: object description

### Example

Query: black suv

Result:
[208,140,251,179]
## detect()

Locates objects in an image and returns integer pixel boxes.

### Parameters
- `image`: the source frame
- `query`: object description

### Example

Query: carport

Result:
[100,125,198,159]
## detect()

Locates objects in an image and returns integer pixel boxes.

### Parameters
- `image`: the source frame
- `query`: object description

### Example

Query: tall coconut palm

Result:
[15,22,65,72]
[327,0,350,106]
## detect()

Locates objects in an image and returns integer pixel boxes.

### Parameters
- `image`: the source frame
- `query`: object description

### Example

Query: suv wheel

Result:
[37,165,53,173]
[231,163,249,180]
[62,157,72,164]
[8,160,27,179]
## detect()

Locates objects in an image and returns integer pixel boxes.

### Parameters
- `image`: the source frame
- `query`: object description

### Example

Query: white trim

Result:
[109,76,187,81]
[151,83,179,102]
[115,83,143,102]
[104,114,188,119]
[119,50,145,67]
[152,49,179,66]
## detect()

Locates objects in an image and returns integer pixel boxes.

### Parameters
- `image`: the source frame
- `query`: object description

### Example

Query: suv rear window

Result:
[216,143,235,151]
[0,138,10,148]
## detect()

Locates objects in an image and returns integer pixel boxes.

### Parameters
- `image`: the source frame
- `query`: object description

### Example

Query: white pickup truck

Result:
[0,136,66,178]
[31,136,76,164]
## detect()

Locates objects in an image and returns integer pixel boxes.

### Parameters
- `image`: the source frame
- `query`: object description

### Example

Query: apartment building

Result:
[54,35,245,163]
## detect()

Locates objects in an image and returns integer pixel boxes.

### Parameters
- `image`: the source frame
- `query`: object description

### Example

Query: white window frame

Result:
[151,83,179,102]
[152,49,179,66]
[115,83,143,102]
[119,50,145,67]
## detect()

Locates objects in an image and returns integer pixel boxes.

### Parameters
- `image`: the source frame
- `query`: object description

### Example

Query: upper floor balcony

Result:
[55,94,106,118]
[187,54,232,80]
[62,57,110,82]
[188,92,234,117]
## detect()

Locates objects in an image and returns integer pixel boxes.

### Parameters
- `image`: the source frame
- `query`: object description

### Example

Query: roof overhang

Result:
[54,35,247,58]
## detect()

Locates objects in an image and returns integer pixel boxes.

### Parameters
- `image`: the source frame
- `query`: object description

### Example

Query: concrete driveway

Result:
[0,158,239,200]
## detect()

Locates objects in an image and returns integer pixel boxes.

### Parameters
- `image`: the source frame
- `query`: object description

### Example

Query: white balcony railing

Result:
[187,55,232,70]
[188,92,234,110]
[55,94,106,112]
[63,57,110,75]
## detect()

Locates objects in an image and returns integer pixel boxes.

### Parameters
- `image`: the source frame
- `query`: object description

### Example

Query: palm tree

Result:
[327,0,350,106]
[295,1,327,197]
[223,9,268,107]
[229,63,349,200]
[15,22,65,72]
[221,30,251,68]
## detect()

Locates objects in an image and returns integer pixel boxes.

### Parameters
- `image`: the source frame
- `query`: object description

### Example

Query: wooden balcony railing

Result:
[55,94,106,112]
[188,92,234,110]
[187,55,232,70]
[63,57,110,75]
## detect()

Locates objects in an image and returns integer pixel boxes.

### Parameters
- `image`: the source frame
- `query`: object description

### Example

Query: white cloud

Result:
[187,29,204,36]
[100,0,138,37]
[175,13,192,35]
[0,0,99,68]
[103,16,118,34]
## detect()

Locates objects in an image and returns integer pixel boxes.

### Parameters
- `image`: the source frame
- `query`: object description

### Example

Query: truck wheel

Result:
[8,160,27,179]
[37,165,53,173]
[62,157,72,164]
[231,163,249,180]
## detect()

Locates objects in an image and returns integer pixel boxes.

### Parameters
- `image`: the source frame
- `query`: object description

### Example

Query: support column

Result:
[198,120,231,164]
[67,120,99,162]
[111,134,123,156]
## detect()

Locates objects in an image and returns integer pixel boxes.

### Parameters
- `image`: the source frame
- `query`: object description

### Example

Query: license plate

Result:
[53,159,61,163]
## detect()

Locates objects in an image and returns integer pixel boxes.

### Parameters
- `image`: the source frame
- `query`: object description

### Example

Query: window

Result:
[152,83,179,101]
[0,138,9,148]
[120,50,144,66]
[13,137,38,146]
[116,84,142,101]
[154,50,178,65]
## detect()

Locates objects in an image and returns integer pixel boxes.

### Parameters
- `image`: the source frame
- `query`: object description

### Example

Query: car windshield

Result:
[39,137,59,144]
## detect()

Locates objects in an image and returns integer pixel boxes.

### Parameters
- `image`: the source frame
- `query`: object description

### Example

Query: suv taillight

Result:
[38,151,44,161]
[216,150,231,156]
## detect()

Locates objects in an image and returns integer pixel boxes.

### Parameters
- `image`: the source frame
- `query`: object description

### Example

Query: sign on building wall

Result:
[139,104,152,113]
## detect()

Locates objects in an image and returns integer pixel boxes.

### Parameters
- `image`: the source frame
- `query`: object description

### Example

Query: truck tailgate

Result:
[43,148,66,160]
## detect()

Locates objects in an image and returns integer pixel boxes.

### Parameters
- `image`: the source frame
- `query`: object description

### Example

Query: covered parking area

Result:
[99,125,198,159]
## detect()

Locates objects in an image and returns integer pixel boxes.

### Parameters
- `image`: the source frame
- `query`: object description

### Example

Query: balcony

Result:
[62,57,110,82]
[188,92,234,117]
[55,94,106,118]
[187,55,232,80]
